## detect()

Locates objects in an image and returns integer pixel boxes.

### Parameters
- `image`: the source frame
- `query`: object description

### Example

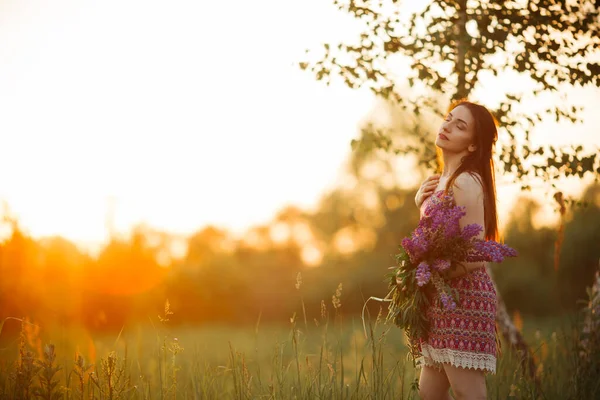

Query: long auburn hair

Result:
[437,99,499,241]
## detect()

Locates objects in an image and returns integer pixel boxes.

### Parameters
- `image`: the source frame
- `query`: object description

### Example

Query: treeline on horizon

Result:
[0,182,598,336]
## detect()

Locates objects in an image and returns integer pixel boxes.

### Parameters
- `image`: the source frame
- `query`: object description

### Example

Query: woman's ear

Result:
[468,144,477,153]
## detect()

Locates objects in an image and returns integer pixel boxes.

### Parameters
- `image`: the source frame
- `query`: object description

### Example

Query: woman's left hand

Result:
[445,261,485,279]
[396,271,407,291]
[445,262,468,279]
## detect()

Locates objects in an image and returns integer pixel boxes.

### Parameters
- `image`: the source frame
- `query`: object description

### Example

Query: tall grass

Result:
[0,281,598,399]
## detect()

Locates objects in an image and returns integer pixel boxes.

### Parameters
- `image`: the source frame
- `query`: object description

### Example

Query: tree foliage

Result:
[299,0,600,187]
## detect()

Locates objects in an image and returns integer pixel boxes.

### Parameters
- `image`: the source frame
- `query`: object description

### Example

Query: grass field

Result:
[0,303,597,399]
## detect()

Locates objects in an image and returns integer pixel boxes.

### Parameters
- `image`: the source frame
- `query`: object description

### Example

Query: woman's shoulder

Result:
[454,171,484,191]
[451,171,484,203]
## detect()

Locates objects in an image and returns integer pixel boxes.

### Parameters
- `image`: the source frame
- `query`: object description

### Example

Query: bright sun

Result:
[0,0,598,252]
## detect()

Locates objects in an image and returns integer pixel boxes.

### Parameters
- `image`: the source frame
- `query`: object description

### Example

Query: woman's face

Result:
[435,105,477,154]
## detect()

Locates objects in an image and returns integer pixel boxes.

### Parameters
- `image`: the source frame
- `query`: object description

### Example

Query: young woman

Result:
[409,100,500,399]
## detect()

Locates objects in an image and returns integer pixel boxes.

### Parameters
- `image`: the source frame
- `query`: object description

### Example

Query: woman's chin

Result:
[434,137,445,148]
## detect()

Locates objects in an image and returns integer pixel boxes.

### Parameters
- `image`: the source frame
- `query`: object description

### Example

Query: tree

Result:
[300,0,600,186]
[299,0,600,380]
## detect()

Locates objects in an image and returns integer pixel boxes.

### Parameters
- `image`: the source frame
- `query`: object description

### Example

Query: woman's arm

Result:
[445,172,486,279]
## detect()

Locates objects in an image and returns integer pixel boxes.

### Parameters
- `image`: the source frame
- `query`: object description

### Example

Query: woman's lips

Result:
[438,133,449,140]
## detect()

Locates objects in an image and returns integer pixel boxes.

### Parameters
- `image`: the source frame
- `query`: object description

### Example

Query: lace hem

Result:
[417,344,496,374]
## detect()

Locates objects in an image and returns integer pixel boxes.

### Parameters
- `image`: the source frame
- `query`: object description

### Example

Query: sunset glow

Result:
[1,2,599,397]
[0,0,598,253]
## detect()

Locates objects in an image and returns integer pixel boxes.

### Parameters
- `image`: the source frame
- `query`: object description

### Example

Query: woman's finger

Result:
[423,175,438,184]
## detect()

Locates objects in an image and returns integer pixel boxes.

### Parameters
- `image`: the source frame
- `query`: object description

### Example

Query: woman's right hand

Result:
[415,174,440,208]
[396,271,407,292]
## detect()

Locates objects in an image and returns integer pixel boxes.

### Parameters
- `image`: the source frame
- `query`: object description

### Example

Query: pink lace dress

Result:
[417,189,499,374]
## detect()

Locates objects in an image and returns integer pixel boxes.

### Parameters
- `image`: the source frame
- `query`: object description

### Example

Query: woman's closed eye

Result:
[446,115,465,130]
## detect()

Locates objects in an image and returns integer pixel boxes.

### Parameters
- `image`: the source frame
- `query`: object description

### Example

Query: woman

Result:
[408,100,500,400]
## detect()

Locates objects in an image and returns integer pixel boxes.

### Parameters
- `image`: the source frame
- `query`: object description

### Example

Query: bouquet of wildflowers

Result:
[386,191,517,360]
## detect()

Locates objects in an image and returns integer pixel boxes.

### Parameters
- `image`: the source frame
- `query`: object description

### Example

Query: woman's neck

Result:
[440,151,464,178]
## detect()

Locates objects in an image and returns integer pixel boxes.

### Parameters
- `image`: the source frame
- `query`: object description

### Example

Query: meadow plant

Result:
[0,271,599,398]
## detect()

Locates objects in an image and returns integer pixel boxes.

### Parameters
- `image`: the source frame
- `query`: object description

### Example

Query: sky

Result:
[0,0,598,251]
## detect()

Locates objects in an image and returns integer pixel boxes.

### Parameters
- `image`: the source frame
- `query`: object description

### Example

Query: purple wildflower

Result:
[426,197,466,240]
[467,240,518,263]
[401,237,420,264]
[431,274,457,310]
[415,261,431,286]
[402,227,431,264]
[440,292,457,310]
[400,237,415,262]
[443,207,466,239]
[461,223,483,241]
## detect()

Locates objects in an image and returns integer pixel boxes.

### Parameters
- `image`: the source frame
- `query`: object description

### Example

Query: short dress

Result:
[417,188,499,374]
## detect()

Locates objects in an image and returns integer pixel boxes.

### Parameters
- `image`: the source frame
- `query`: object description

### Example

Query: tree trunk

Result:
[454,0,468,101]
